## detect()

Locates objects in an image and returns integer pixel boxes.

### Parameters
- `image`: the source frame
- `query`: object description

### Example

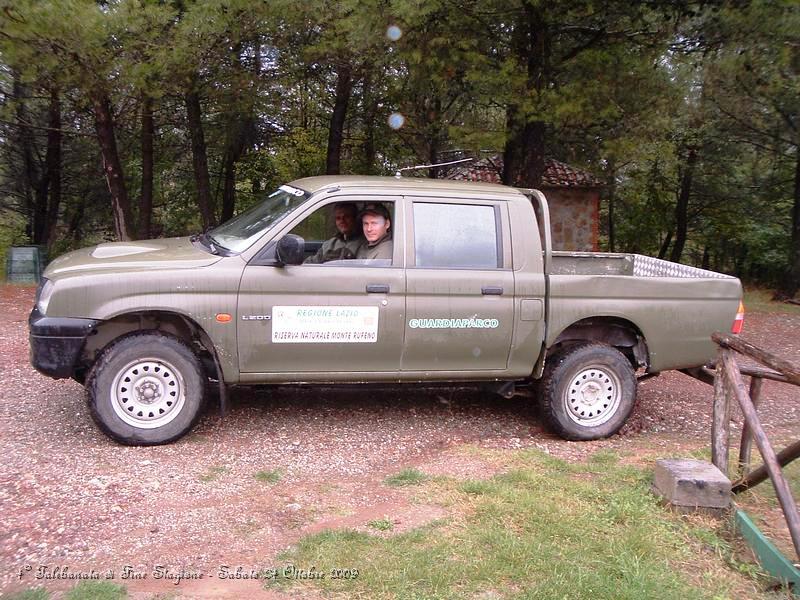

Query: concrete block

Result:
[653,459,731,512]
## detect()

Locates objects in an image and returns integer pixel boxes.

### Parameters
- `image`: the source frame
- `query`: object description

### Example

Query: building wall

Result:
[540,186,600,251]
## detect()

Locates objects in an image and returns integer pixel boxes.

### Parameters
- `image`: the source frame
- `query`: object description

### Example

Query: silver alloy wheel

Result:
[564,367,621,427]
[110,358,186,429]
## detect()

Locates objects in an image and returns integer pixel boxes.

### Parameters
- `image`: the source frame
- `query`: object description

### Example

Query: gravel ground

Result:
[2,284,799,598]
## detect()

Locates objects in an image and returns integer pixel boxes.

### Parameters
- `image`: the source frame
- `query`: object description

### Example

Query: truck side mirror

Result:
[276,234,305,266]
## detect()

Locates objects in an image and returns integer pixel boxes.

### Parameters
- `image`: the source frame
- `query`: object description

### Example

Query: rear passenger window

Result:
[413,203,500,269]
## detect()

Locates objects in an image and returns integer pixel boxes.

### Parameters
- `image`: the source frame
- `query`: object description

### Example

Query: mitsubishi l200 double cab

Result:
[30,176,744,445]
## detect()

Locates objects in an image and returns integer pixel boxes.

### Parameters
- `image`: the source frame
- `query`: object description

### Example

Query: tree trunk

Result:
[221,151,237,223]
[185,88,215,229]
[32,113,48,243]
[427,97,443,179]
[779,148,800,298]
[44,88,62,250]
[326,62,353,175]
[361,67,378,175]
[68,195,86,245]
[669,147,697,264]
[139,95,154,240]
[501,3,548,188]
[658,230,673,260]
[32,139,49,245]
[13,76,38,243]
[428,138,440,179]
[92,89,135,241]
[607,162,616,252]
[503,114,546,187]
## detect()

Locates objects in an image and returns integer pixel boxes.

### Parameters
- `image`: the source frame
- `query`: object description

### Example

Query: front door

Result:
[237,196,405,376]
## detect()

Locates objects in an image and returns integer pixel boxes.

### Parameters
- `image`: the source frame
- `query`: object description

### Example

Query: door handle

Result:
[481,286,504,295]
[366,284,390,294]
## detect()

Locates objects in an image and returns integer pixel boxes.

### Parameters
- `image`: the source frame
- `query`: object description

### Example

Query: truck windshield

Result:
[208,185,309,253]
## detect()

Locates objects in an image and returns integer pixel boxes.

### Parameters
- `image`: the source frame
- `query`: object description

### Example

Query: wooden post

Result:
[721,350,800,559]
[738,377,763,475]
[711,348,730,476]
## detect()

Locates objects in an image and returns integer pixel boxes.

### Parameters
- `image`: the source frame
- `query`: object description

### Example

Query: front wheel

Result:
[539,342,636,441]
[87,332,206,445]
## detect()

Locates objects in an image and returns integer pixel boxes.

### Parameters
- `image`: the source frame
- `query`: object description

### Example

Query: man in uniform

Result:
[304,203,364,263]
[356,203,392,260]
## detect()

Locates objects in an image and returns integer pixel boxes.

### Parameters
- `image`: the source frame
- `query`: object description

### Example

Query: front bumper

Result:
[29,307,101,379]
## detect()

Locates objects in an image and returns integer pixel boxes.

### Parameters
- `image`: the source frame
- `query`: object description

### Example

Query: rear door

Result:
[401,198,514,372]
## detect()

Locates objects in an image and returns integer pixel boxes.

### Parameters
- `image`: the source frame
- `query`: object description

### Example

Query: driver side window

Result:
[289,201,394,266]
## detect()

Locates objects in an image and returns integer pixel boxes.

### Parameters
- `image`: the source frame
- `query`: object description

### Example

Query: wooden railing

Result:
[709,332,800,559]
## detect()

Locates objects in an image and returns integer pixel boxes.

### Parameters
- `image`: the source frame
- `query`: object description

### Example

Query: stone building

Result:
[447,156,602,251]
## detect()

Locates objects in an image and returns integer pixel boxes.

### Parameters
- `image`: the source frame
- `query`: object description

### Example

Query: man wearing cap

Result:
[357,203,393,261]
[304,203,364,264]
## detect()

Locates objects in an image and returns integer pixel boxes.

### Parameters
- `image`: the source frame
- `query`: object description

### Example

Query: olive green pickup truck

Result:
[29,176,744,445]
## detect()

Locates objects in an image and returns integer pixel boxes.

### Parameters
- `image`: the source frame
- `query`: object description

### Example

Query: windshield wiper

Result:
[193,231,237,256]
[203,232,221,255]
[191,231,220,255]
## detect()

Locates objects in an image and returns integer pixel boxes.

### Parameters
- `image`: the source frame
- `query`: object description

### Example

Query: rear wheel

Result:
[87,332,205,445]
[540,342,636,441]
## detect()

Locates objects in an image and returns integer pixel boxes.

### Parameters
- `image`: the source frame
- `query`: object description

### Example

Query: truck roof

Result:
[290,175,528,198]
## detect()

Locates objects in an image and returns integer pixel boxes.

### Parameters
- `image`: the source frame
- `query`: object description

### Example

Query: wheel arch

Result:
[79,310,223,384]
[548,316,649,370]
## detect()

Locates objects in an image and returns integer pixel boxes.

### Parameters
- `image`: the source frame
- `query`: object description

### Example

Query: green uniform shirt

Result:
[304,232,364,264]
[356,234,392,260]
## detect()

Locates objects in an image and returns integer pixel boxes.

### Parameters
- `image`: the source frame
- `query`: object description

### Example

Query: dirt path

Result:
[2,284,799,598]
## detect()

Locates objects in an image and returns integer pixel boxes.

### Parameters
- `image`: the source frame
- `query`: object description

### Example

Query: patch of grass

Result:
[459,480,496,495]
[384,467,427,487]
[588,449,621,466]
[64,581,127,600]
[6,589,49,600]
[367,518,394,531]
[272,449,775,599]
[743,287,800,315]
[254,469,282,484]
[199,465,228,482]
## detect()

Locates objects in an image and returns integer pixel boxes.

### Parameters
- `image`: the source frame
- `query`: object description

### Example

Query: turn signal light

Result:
[216,313,232,323]
[731,301,745,334]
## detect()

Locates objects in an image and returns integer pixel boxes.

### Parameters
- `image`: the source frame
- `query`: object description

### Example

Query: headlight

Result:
[37,278,55,315]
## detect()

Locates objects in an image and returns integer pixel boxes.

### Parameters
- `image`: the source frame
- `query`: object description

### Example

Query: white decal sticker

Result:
[408,317,499,329]
[272,306,379,343]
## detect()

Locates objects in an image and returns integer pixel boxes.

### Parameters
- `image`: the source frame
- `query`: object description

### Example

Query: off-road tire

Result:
[87,332,205,445]
[540,342,636,441]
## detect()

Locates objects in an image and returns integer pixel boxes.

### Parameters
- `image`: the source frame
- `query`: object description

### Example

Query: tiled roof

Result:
[446,155,602,188]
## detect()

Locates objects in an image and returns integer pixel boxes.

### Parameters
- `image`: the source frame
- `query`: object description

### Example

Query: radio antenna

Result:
[394,157,474,178]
